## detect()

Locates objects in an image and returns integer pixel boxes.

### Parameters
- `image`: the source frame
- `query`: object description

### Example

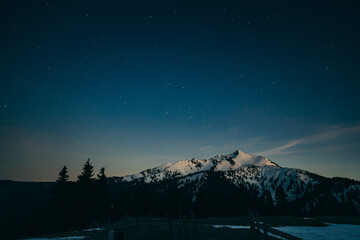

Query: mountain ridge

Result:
[109,149,360,216]
[116,150,278,183]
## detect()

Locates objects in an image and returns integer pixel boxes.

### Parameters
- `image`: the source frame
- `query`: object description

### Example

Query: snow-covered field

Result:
[275,223,360,240]
[25,237,87,240]
[81,227,104,232]
[23,226,105,239]
[212,223,360,240]
[212,224,250,229]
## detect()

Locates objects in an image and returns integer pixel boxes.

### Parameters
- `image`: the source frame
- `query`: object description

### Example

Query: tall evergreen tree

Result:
[94,167,110,221]
[77,158,94,183]
[97,167,106,183]
[56,166,69,183]
[75,159,98,227]
[48,166,73,232]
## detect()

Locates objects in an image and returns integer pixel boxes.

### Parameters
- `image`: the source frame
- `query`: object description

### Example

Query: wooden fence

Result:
[107,215,303,240]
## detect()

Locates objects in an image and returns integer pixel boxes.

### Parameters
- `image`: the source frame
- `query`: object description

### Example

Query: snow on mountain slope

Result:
[112,149,360,208]
[118,149,317,203]
[212,150,278,170]
[173,164,318,203]
[258,166,316,201]
[121,150,277,183]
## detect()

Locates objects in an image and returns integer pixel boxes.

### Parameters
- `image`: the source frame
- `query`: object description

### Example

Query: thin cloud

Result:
[256,125,360,156]
[198,145,215,152]
[305,126,360,144]
[256,140,303,156]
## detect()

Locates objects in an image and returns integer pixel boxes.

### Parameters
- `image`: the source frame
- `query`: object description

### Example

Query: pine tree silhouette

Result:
[95,167,110,221]
[56,166,69,183]
[48,166,74,232]
[97,167,106,182]
[77,158,94,183]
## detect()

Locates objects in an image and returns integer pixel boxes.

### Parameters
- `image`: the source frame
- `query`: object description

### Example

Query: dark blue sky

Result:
[1,0,360,181]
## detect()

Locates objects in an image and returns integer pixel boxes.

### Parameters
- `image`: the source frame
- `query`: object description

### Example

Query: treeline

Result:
[47,159,110,232]
[110,172,275,219]
[109,171,360,219]
[1,159,110,239]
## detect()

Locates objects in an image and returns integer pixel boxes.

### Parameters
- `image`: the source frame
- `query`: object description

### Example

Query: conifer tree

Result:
[95,167,109,221]
[49,166,72,231]
[56,166,69,183]
[75,159,98,226]
[97,167,106,182]
[77,158,94,183]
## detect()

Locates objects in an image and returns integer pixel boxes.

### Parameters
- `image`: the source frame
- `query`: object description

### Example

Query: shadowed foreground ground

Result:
[25,216,360,240]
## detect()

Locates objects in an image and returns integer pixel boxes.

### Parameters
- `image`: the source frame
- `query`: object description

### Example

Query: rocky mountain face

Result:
[109,150,360,217]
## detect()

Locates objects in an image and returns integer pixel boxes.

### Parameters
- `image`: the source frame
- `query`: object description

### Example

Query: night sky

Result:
[1,0,360,181]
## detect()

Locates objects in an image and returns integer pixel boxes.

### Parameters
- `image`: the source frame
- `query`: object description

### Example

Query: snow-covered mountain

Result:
[111,150,360,215]
[114,150,316,203]
[119,150,278,183]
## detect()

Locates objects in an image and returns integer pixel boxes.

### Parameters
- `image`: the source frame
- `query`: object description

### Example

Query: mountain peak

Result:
[233,149,254,157]
[211,149,278,170]
[121,149,279,183]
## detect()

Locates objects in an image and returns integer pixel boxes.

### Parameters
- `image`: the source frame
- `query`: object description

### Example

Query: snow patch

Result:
[274,223,360,240]
[24,236,87,240]
[212,225,250,229]
[81,227,104,232]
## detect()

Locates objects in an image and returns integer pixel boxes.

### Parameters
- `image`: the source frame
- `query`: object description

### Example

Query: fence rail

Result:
[253,221,302,240]
[107,216,303,240]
